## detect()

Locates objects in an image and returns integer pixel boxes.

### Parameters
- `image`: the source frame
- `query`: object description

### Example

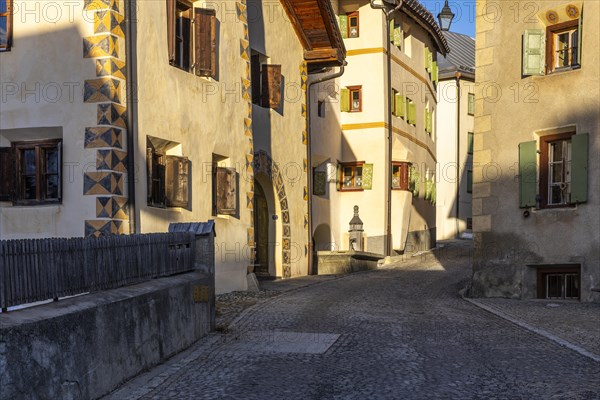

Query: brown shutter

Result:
[261,64,282,108]
[0,147,15,201]
[167,0,177,63]
[165,156,190,208]
[194,8,217,78]
[400,162,410,191]
[216,167,237,215]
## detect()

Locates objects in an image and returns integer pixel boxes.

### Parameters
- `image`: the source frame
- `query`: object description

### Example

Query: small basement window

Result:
[534,265,580,300]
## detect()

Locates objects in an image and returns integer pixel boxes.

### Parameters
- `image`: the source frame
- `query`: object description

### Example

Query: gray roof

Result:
[402,0,450,55]
[169,221,216,236]
[437,31,475,79]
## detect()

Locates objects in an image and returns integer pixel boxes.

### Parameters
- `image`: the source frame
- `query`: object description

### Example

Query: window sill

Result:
[339,188,364,192]
[148,205,184,213]
[532,204,579,213]
[0,203,62,210]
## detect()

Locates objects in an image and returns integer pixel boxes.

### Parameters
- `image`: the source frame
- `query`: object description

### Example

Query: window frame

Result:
[347,11,359,38]
[173,0,193,72]
[467,132,474,155]
[545,19,579,74]
[392,161,411,191]
[348,85,362,113]
[539,131,575,209]
[0,0,13,52]
[466,170,473,194]
[340,161,364,192]
[467,93,475,116]
[536,266,580,300]
[13,139,62,206]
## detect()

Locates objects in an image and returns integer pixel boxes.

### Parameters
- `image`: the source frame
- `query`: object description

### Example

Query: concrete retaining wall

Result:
[317,251,384,275]
[0,271,214,400]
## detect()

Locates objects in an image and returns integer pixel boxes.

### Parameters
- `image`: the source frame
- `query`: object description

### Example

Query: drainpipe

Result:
[306,64,346,275]
[370,0,403,256]
[124,0,138,233]
[455,71,461,238]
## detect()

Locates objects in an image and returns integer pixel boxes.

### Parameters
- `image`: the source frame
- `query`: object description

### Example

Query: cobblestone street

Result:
[107,241,600,400]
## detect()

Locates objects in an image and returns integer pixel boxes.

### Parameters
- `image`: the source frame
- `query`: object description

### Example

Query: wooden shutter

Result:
[216,167,237,215]
[165,156,190,208]
[362,164,373,190]
[518,141,537,208]
[194,8,217,78]
[338,15,348,39]
[0,147,15,201]
[340,88,350,112]
[389,20,394,43]
[167,0,176,63]
[261,64,282,109]
[425,47,432,72]
[313,170,326,196]
[570,133,588,203]
[523,29,545,76]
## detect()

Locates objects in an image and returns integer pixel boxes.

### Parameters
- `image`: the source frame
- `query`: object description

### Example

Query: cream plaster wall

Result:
[134,2,254,294]
[436,77,474,240]
[248,0,309,278]
[336,1,438,253]
[0,4,99,239]
[473,0,600,301]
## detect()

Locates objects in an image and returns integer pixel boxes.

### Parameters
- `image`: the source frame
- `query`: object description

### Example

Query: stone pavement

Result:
[104,240,599,400]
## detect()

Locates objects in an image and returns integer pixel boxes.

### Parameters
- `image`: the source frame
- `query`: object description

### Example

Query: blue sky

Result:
[421,0,476,37]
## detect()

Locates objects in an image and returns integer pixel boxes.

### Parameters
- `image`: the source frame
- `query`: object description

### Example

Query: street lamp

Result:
[437,0,455,31]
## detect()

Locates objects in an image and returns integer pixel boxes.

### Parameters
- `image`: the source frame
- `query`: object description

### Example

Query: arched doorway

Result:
[253,180,270,277]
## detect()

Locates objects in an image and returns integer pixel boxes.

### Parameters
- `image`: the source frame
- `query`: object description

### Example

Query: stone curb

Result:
[462,297,600,363]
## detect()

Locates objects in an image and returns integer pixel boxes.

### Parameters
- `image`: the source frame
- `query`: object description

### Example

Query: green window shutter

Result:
[570,133,588,203]
[427,50,433,72]
[518,141,537,208]
[523,29,545,76]
[432,61,438,83]
[408,102,416,125]
[340,88,350,112]
[389,20,394,43]
[362,164,373,190]
[338,15,348,39]
[393,26,403,47]
[467,132,474,154]
[336,164,342,191]
[394,94,405,117]
[427,111,433,133]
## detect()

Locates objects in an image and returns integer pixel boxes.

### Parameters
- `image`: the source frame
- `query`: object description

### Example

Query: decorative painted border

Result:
[254,150,292,278]
[83,0,128,237]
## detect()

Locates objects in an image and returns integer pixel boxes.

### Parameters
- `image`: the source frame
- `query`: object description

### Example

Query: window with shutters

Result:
[213,166,238,216]
[340,162,364,191]
[0,140,62,205]
[249,52,282,109]
[390,19,402,49]
[467,93,475,116]
[519,131,588,209]
[146,137,190,209]
[167,1,217,78]
[347,11,359,38]
[0,0,12,51]
[392,162,411,191]
[523,17,582,76]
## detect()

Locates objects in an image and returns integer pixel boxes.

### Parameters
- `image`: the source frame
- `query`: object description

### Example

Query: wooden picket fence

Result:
[0,232,196,311]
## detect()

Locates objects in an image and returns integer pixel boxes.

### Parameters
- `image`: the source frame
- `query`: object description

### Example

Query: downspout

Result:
[370,0,403,256]
[455,71,461,238]
[124,0,138,233]
[306,64,346,275]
